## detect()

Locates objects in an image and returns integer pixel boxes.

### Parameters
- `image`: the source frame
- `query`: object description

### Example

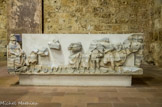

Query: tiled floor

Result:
[0,61,162,107]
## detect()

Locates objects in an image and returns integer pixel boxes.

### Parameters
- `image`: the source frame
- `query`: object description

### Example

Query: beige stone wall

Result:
[144,0,162,66]
[0,0,7,60]
[44,0,153,34]
[8,0,42,35]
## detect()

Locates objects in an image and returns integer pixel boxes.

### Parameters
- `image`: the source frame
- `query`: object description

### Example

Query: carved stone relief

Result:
[7,34,24,71]
[48,40,61,50]
[7,34,144,75]
[38,48,49,57]
[28,49,39,65]
[68,42,82,70]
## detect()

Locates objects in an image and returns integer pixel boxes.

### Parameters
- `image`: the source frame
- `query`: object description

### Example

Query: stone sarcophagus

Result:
[7,34,144,86]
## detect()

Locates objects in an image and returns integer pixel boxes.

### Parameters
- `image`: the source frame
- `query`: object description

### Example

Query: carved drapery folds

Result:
[68,42,82,70]
[7,34,25,71]
[7,34,144,75]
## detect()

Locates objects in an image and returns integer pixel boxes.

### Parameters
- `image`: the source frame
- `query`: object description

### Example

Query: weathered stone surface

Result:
[48,40,61,50]
[7,34,25,71]
[0,0,7,60]
[144,0,162,66]
[19,75,132,86]
[8,0,42,35]
[7,34,143,76]
[44,0,153,34]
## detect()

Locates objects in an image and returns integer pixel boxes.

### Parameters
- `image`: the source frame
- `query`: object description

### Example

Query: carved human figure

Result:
[68,42,82,70]
[113,43,127,67]
[123,36,132,55]
[20,50,26,66]
[28,49,39,69]
[131,34,144,67]
[131,35,142,52]
[7,34,24,70]
[100,38,115,69]
[123,34,144,67]
[89,42,104,70]
[81,53,91,70]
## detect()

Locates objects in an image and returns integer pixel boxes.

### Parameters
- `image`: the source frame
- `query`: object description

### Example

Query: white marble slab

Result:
[22,34,134,67]
[19,75,132,86]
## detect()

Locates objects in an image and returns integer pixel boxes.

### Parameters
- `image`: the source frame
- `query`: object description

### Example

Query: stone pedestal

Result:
[19,75,132,86]
[8,34,143,87]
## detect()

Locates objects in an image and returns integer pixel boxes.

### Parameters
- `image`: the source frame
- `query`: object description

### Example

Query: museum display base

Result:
[19,75,132,86]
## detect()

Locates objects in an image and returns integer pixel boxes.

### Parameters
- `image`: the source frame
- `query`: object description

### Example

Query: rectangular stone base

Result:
[19,75,132,86]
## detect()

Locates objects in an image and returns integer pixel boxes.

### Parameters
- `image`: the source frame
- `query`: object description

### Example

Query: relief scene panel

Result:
[7,34,143,75]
